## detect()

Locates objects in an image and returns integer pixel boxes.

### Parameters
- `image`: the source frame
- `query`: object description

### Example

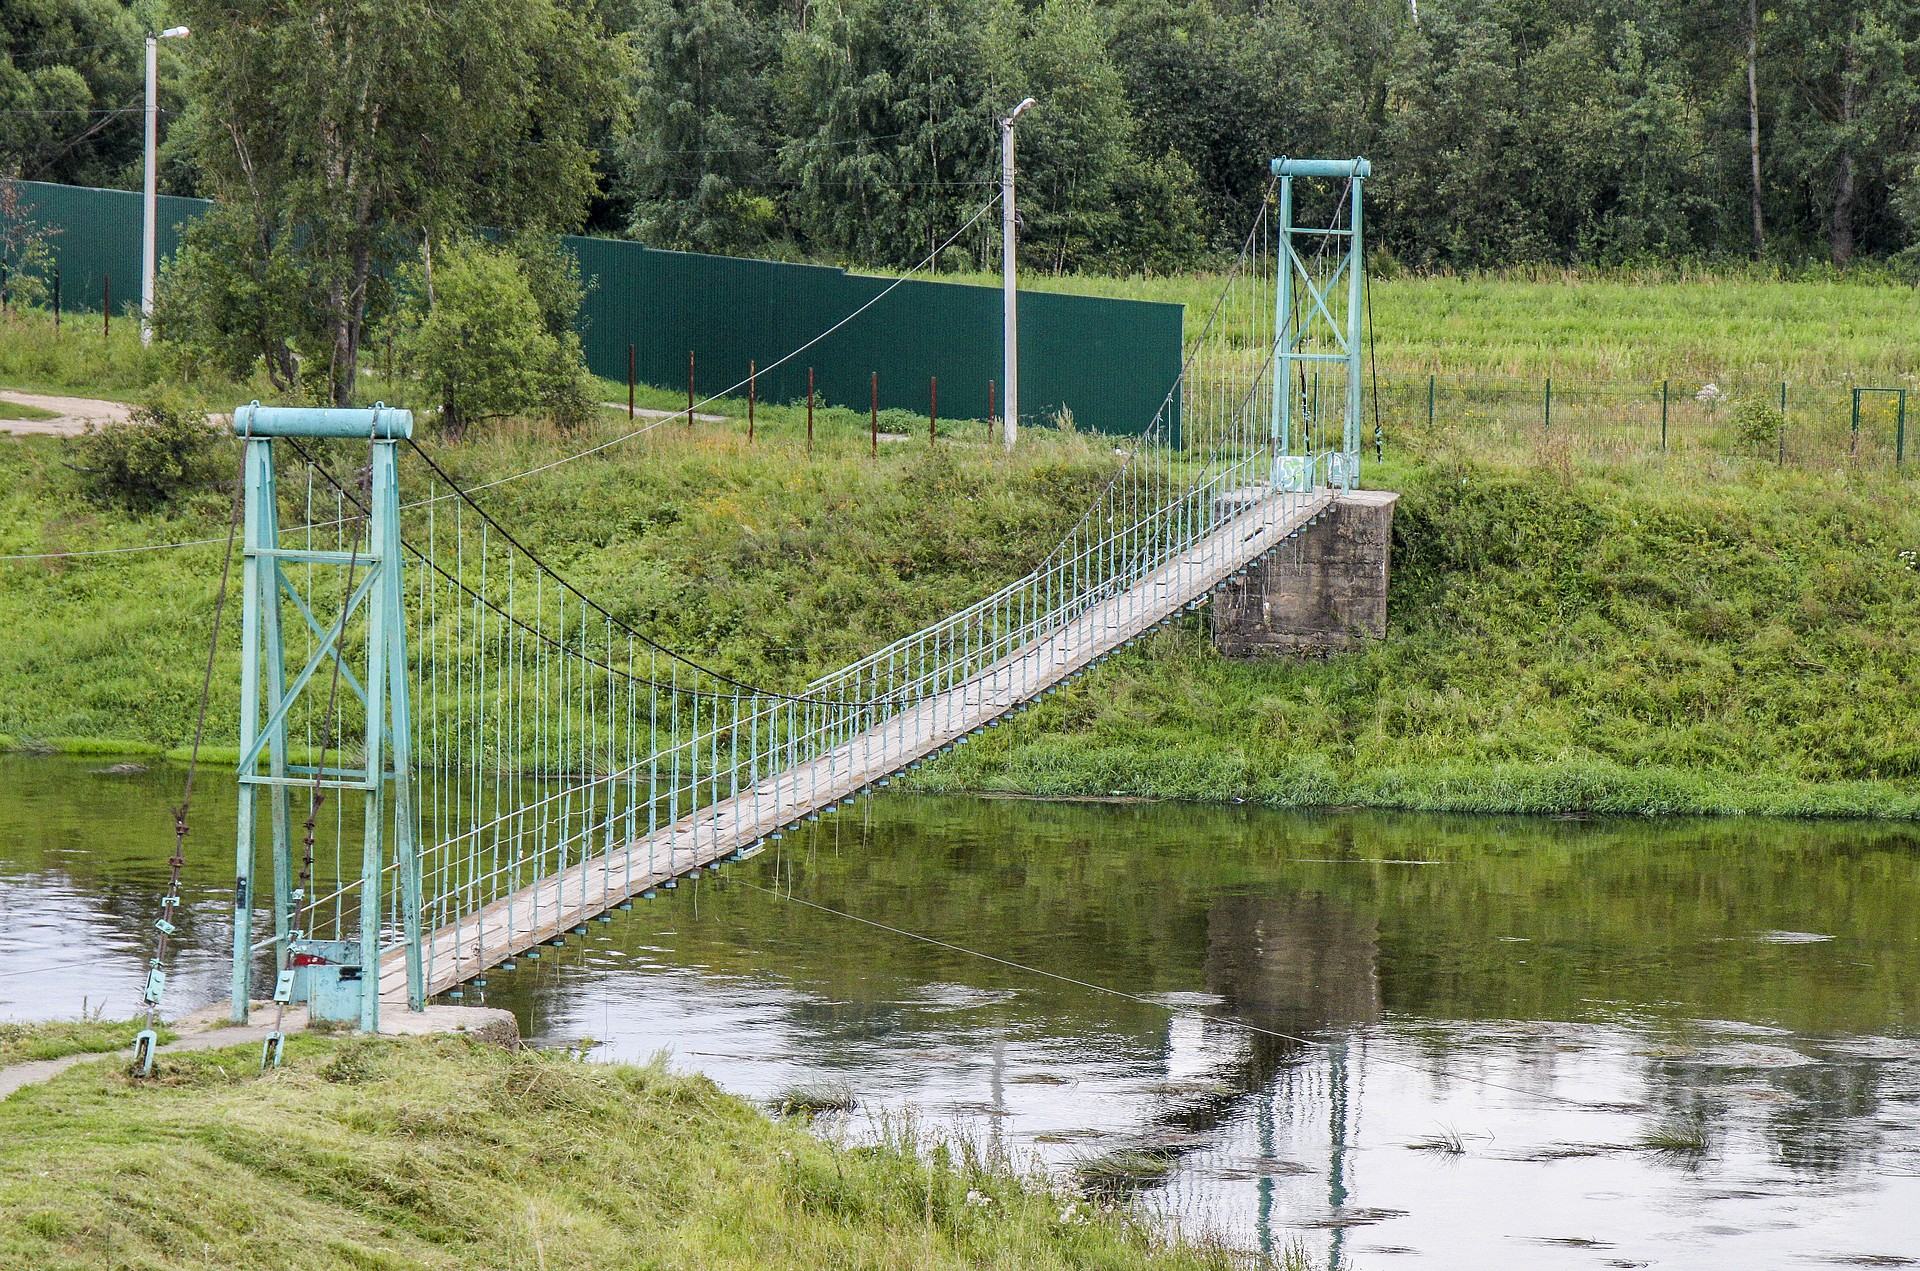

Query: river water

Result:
[4,753,1918,1267]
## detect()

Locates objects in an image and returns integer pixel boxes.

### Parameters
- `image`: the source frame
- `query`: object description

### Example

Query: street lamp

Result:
[141,25,189,346]
[999,97,1035,452]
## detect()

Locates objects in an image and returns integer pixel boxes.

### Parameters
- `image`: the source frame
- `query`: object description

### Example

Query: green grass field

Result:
[894,266,1919,472]
[0,314,169,400]
[916,267,1920,384]
[0,1029,1256,1270]
[9,266,1918,404]
[0,399,59,422]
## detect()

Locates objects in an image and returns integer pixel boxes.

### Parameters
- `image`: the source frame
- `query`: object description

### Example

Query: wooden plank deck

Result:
[380,488,1334,1004]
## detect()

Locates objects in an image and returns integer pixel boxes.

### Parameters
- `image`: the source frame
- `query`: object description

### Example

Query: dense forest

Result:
[6,0,1920,276]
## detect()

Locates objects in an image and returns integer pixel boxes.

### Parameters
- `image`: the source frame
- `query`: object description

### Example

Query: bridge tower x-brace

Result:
[1269,156,1369,493]
[230,404,422,1033]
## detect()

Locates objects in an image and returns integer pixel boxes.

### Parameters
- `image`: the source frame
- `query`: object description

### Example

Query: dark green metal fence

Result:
[15,179,203,323]
[14,180,1184,437]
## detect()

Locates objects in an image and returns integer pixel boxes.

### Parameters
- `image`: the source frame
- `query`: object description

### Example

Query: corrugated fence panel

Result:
[19,180,209,319]
[19,180,1182,438]
[571,244,1183,436]
[1022,288,1183,438]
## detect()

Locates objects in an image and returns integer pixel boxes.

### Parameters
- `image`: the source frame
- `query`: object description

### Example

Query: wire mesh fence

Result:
[1374,374,1918,471]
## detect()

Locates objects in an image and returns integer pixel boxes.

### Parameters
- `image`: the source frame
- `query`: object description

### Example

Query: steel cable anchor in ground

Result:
[134,444,246,1076]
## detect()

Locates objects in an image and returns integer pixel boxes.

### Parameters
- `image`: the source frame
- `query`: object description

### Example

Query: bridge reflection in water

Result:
[457,798,1920,1269]
[9,764,1920,1267]
[1173,892,1381,1264]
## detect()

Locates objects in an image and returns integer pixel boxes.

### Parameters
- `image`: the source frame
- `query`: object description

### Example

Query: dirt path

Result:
[0,390,133,437]
[600,401,727,424]
[0,1020,288,1099]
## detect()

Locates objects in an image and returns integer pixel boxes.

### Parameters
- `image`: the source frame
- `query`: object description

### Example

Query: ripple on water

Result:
[1669,1043,1818,1069]
[1299,1207,1410,1229]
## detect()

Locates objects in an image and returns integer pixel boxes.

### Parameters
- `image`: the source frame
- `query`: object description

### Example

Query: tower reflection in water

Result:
[1101,890,1382,1267]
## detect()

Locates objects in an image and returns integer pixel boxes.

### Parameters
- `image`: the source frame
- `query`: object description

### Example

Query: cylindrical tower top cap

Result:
[1270,157,1371,179]
[232,403,414,439]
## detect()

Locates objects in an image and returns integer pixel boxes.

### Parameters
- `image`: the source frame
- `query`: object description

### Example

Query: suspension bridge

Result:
[135,158,1376,1057]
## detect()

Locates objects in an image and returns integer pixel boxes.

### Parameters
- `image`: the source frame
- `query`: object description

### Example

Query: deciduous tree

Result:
[0,0,146,187]
[167,0,617,404]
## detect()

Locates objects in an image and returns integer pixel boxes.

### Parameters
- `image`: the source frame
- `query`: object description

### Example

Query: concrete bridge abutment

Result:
[1212,489,1398,657]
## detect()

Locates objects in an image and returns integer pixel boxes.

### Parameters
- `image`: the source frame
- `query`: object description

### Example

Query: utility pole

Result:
[999,97,1035,452]
[141,26,189,346]
[1746,0,1764,259]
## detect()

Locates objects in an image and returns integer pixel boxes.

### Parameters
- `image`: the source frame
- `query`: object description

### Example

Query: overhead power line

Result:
[4,193,1002,561]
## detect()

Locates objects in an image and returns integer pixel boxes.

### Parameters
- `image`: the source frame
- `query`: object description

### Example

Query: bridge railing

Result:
[328,181,1336,997]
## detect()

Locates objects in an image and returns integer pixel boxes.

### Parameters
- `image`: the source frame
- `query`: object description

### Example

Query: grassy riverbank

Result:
[4,362,1920,816]
[0,1018,173,1067]
[916,455,1920,817]
[0,1030,1249,1270]
[0,412,1119,741]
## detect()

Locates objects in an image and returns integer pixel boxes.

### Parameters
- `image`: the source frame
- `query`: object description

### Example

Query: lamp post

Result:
[999,97,1035,452]
[141,25,189,346]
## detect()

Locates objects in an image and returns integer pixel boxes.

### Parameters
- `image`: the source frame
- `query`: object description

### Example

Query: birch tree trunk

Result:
[1831,29,1858,267]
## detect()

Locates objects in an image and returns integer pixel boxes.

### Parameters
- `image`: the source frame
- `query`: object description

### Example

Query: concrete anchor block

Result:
[1212,489,1397,658]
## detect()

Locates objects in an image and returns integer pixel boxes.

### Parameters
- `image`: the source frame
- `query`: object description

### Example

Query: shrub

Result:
[67,392,224,509]
[393,237,593,437]
[0,179,57,315]
[1731,396,1784,451]
[154,201,332,397]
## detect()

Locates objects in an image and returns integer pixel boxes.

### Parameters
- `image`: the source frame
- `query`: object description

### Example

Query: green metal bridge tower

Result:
[1270,156,1369,492]
[229,404,421,1034]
